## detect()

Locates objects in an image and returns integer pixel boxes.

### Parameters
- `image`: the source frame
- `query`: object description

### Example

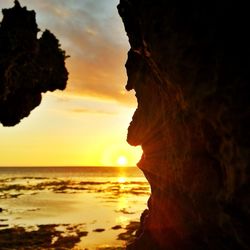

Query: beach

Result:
[0,167,150,250]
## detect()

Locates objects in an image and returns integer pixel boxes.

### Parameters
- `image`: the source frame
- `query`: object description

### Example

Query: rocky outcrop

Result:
[0,1,68,126]
[118,1,250,249]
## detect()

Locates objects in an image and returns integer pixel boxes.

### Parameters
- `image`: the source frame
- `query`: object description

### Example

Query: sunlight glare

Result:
[116,215,130,227]
[117,156,128,166]
[118,177,126,183]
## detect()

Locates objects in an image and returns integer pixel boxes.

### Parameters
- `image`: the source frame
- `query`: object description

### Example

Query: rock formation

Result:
[0,1,68,126]
[118,1,250,249]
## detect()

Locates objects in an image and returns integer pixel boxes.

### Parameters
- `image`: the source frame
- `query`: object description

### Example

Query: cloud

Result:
[45,92,124,117]
[50,1,132,105]
[38,1,132,105]
[70,108,117,115]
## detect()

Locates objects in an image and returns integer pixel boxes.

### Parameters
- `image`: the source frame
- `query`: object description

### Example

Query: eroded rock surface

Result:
[0,1,68,126]
[118,1,250,249]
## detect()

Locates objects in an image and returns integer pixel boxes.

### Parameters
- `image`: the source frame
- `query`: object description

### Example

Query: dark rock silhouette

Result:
[0,1,68,126]
[118,0,250,249]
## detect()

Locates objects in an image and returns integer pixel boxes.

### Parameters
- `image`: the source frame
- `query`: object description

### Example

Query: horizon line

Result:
[0,165,138,168]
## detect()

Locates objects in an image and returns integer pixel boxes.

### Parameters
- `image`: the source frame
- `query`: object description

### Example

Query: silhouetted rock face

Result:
[0,1,68,126]
[118,1,250,249]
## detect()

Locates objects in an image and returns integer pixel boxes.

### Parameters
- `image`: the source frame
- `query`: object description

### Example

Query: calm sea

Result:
[0,166,145,178]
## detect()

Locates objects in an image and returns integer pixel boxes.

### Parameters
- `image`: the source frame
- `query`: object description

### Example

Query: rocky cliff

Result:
[118,1,250,249]
[0,1,68,126]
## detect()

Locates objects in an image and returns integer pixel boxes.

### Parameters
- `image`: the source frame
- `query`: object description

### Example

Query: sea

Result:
[0,167,150,250]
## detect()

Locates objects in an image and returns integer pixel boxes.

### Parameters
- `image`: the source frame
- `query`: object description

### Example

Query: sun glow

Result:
[117,156,128,166]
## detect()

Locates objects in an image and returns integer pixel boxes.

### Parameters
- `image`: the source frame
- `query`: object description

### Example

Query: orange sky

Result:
[0,0,142,166]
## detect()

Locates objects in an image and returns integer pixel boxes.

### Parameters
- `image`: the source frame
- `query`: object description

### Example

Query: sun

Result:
[117,156,128,166]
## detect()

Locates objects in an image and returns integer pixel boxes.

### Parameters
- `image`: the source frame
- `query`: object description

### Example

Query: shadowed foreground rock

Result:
[118,1,250,249]
[0,1,68,126]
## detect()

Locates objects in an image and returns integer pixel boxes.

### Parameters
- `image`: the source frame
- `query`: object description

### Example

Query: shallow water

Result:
[0,167,150,249]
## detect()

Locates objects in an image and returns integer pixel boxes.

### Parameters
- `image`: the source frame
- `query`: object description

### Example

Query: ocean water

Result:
[0,167,150,250]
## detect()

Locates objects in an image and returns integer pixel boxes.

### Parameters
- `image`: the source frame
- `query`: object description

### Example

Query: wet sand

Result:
[0,172,149,249]
[0,221,139,249]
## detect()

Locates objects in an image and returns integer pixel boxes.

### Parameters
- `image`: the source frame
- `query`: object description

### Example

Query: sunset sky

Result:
[0,0,142,166]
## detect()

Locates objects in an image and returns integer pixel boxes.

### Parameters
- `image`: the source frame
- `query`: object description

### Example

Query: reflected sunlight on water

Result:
[117,196,129,211]
[118,177,126,183]
[0,167,150,249]
[116,215,130,227]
